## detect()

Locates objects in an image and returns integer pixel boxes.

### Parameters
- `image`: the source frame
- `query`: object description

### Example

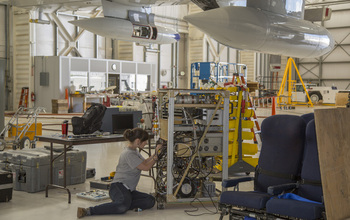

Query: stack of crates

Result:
[51,99,68,114]
[0,148,86,193]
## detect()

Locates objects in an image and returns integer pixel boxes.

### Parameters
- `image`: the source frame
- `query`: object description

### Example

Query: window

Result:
[120,74,135,92]
[136,74,151,91]
[70,72,87,91]
[89,72,106,92]
[295,85,304,92]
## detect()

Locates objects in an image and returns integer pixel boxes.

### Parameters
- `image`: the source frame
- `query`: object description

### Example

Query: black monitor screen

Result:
[112,114,134,134]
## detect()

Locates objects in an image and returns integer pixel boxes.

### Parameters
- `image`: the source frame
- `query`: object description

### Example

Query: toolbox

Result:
[90,179,112,190]
[0,148,86,193]
[0,170,13,202]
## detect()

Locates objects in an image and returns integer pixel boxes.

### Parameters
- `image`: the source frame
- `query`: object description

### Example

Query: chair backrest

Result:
[298,119,323,203]
[301,112,314,124]
[255,115,306,192]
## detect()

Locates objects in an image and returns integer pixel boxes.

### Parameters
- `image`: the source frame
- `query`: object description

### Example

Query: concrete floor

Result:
[0,105,331,219]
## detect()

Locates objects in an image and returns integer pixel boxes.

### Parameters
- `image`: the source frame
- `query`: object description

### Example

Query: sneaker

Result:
[77,207,88,218]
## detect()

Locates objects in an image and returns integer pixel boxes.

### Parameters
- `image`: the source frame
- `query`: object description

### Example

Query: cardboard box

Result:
[247,82,259,92]
[52,99,68,114]
[335,92,350,107]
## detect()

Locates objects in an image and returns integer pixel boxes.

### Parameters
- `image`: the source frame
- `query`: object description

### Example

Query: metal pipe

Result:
[171,43,174,84]
[57,12,90,19]
[306,0,350,6]
[55,12,58,56]
[143,45,146,62]
[5,4,11,110]
[266,54,270,89]
[157,44,161,89]
[227,47,230,63]
[111,39,115,59]
[330,8,350,12]
[254,53,258,84]
[5,4,9,111]
[176,41,179,88]
[206,41,209,62]
[345,83,350,90]
[185,33,190,89]
[0,59,5,131]
[299,61,350,64]
[94,34,98,58]
[319,14,325,86]
[75,16,79,55]
[217,41,220,61]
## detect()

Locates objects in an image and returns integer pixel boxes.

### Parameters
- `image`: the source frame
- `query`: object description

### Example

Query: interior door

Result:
[108,74,120,94]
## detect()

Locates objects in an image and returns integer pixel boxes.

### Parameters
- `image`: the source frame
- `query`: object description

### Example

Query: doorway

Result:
[108,74,120,94]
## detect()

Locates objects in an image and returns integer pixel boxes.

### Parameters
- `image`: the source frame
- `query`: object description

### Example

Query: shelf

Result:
[169,196,219,203]
[174,104,223,108]
[173,125,223,132]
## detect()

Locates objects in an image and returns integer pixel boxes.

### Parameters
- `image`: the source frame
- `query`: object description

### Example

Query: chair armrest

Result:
[267,183,298,195]
[222,177,254,188]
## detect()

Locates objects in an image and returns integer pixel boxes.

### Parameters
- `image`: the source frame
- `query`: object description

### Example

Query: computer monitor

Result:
[112,114,134,134]
[100,107,119,133]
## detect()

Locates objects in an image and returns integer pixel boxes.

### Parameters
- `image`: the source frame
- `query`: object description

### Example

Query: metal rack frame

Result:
[157,89,230,202]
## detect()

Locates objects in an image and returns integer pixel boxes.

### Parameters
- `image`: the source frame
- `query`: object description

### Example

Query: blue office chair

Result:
[266,119,325,219]
[219,115,307,219]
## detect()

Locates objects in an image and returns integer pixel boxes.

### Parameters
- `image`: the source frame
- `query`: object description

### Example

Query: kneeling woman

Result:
[78,128,162,218]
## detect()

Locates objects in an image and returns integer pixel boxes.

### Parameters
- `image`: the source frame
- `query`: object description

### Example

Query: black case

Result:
[72,103,107,135]
[0,170,13,202]
[86,168,96,179]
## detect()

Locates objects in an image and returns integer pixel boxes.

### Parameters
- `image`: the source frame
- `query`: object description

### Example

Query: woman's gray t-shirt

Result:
[112,147,145,191]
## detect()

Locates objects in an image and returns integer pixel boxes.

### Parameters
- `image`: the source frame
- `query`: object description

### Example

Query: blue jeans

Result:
[90,182,155,215]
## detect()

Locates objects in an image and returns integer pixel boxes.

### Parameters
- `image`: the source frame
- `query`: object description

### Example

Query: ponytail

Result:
[123,128,149,143]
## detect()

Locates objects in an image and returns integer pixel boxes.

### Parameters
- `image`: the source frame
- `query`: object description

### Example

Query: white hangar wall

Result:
[298,3,350,90]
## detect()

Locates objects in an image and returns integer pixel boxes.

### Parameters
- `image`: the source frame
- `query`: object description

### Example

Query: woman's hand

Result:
[155,144,163,152]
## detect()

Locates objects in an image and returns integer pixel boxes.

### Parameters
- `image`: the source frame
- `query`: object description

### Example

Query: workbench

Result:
[36,134,126,203]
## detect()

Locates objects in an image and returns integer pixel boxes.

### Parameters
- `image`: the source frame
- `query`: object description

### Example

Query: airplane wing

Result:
[184,0,335,58]
[4,0,335,58]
